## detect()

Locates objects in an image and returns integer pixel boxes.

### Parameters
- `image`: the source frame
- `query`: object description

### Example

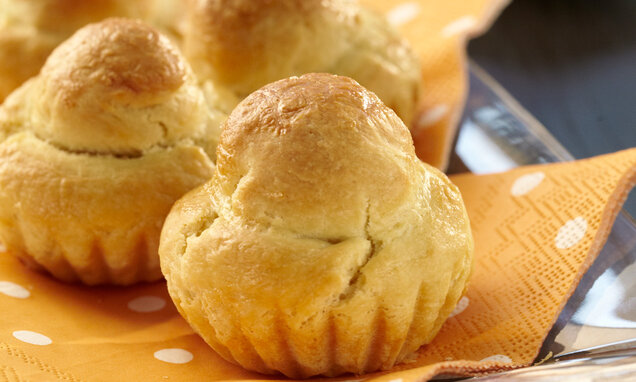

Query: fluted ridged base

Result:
[184,302,452,379]
[3,227,163,286]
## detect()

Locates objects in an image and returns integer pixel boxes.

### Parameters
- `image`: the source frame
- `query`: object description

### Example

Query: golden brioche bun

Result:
[183,0,421,125]
[159,73,473,377]
[0,18,226,285]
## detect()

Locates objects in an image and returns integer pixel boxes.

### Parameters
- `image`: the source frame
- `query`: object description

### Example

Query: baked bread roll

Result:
[183,0,421,126]
[0,18,226,285]
[0,0,155,103]
[159,73,473,377]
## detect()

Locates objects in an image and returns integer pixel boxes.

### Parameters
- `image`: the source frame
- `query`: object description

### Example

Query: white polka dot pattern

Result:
[555,217,587,249]
[128,296,166,313]
[416,104,449,130]
[0,281,30,299]
[480,354,512,363]
[511,172,545,196]
[154,348,193,364]
[442,16,478,37]
[386,2,420,27]
[13,330,52,346]
[448,296,469,318]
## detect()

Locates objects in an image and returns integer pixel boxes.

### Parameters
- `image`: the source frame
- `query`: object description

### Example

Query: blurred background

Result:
[468,0,636,216]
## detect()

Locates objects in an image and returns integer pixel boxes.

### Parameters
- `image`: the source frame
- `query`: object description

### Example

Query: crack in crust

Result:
[26,130,206,160]
[339,200,380,301]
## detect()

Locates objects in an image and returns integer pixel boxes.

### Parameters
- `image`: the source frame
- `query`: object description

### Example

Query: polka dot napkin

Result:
[1,148,635,381]
[2,1,634,381]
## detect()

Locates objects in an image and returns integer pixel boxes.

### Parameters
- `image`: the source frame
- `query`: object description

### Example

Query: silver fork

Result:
[468,339,636,381]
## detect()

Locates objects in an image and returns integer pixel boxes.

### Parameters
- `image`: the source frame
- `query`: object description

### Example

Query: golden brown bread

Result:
[0,0,155,103]
[183,0,421,125]
[0,18,226,285]
[159,73,473,377]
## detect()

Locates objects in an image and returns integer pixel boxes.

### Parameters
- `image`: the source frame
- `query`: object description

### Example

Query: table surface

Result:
[468,0,636,216]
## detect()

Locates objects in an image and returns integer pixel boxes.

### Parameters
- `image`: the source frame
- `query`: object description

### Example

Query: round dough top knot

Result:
[30,18,206,156]
[216,73,417,239]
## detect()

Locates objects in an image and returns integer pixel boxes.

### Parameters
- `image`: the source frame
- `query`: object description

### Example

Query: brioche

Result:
[159,73,473,377]
[0,18,226,285]
[183,0,421,126]
[0,0,156,103]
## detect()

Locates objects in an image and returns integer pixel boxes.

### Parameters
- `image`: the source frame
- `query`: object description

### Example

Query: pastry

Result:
[183,0,422,126]
[159,73,473,377]
[0,18,226,285]
[0,0,156,103]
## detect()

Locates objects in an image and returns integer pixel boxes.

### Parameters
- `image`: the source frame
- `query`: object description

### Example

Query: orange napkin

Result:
[3,1,634,381]
[361,0,510,169]
[1,149,635,381]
